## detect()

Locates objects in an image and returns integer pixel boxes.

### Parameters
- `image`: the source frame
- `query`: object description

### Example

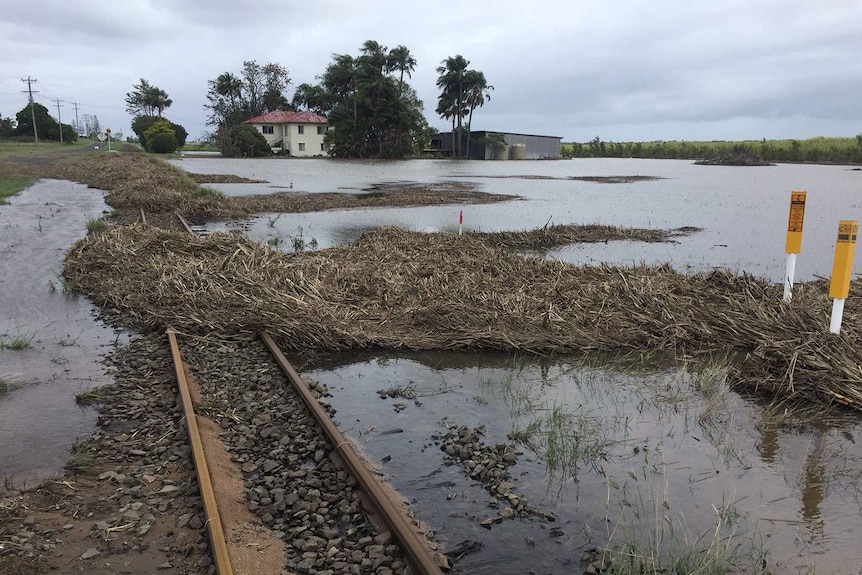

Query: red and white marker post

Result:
[459,210,463,236]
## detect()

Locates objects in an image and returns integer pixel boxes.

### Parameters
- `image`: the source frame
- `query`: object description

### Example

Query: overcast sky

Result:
[2,0,861,142]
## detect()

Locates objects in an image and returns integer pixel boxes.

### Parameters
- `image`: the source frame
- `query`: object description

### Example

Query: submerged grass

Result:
[0,332,34,351]
[602,477,769,575]
[75,388,104,405]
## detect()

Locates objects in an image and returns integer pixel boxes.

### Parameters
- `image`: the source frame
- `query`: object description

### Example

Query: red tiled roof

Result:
[244,110,327,124]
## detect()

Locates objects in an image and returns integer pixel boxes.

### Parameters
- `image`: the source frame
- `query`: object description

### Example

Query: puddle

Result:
[306,351,862,574]
[0,180,127,489]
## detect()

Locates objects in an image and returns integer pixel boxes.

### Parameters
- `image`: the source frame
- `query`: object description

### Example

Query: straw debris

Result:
[64,224,862,411]
[0,152,515,219]
[474,223,698,248]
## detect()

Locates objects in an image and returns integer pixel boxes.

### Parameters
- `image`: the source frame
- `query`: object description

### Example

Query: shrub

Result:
[220,124,272,157]
[143,120,178,153]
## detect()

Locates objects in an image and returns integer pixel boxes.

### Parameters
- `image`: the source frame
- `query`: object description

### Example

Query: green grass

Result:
[602,479,769,575]
[0,379,8,394]
[0,139,90,159]
[75,388,104,405]
[182,142,220,152]
[0,175,37,203]
[0,332,34,350]
[65,450,96,474]
[85,217,107,234]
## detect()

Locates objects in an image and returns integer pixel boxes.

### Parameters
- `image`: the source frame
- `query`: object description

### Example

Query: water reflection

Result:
[306,350,862,573]
[801,429,826,535]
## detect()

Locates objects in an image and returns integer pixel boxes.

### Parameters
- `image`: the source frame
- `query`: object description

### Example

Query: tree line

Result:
[563,136,862,164]
[0,103,79,143]
[203,41,493,158]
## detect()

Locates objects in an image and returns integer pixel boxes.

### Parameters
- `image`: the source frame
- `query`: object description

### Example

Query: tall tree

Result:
[463,70,493,158]
[387,45,416,93]
[205,61,292,129]
[322,54,360,123]
[317,41,428,158]
[436,55,470,158]
[125,78,172,117]
[291,83,330,114]
[360,40,388,74]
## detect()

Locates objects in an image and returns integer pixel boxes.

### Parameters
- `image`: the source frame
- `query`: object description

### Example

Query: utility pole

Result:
[54,98,64,143]
[71,102,81,137]
[21,76,38,143]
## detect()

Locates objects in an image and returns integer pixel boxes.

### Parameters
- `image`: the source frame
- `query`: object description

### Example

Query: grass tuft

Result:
[85,217,107,234]
[75,388,104,405]
[0,332,35,351]
[65,450,96,474]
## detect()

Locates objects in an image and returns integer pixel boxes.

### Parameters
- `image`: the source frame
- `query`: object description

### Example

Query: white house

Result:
[243,111,329,157]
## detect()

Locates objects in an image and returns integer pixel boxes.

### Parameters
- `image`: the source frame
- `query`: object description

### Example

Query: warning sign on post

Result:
[785,191,806,254]
[829,220,858,299]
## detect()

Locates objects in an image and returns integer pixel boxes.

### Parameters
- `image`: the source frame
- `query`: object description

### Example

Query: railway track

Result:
[157,210,443,575]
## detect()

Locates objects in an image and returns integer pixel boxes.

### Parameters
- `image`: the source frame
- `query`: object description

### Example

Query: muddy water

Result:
[306,352,862,574]
[0,180,126,489]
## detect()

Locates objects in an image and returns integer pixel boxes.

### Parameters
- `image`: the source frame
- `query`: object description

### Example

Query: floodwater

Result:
[166,156,862,573]
[0,180,126,489]
[308,352,862,575]
[171,157,862,283]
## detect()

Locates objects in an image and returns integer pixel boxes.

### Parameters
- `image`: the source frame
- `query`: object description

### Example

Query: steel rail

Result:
[167,329,234,575]
[260,331,443,575]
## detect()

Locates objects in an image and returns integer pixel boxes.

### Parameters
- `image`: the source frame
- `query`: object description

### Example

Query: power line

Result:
[21,76,38,142]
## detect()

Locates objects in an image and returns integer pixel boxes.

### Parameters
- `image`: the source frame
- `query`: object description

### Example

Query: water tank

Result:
[492,145,509,160]
[510,143,526,160]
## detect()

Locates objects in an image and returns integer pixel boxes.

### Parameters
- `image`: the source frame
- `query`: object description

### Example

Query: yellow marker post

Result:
[106,128,112,152]
[828,220,857,334]
[783,191,806,302]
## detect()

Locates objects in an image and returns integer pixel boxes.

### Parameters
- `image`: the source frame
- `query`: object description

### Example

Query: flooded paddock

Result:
[0,180,125,488]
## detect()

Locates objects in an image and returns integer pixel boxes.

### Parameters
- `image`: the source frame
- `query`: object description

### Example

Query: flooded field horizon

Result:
[173,156,862,284]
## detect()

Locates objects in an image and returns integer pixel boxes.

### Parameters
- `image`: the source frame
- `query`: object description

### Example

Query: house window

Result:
[320,143,326,151]
[317,125,326,135]
[262,125,274,134]
[297,125,304,134]
[298,143,306,151]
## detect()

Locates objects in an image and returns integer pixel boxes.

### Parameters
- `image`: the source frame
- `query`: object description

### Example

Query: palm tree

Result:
[360,40,388,75]
[387,45,416,93]
[436,55,470,158]
[463,70,493,158]
[323,54,359,123]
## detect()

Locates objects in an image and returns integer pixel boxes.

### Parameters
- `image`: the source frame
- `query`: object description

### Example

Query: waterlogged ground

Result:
[0,180,125,488]
[306,352,862,574]
[171,157,862,283]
